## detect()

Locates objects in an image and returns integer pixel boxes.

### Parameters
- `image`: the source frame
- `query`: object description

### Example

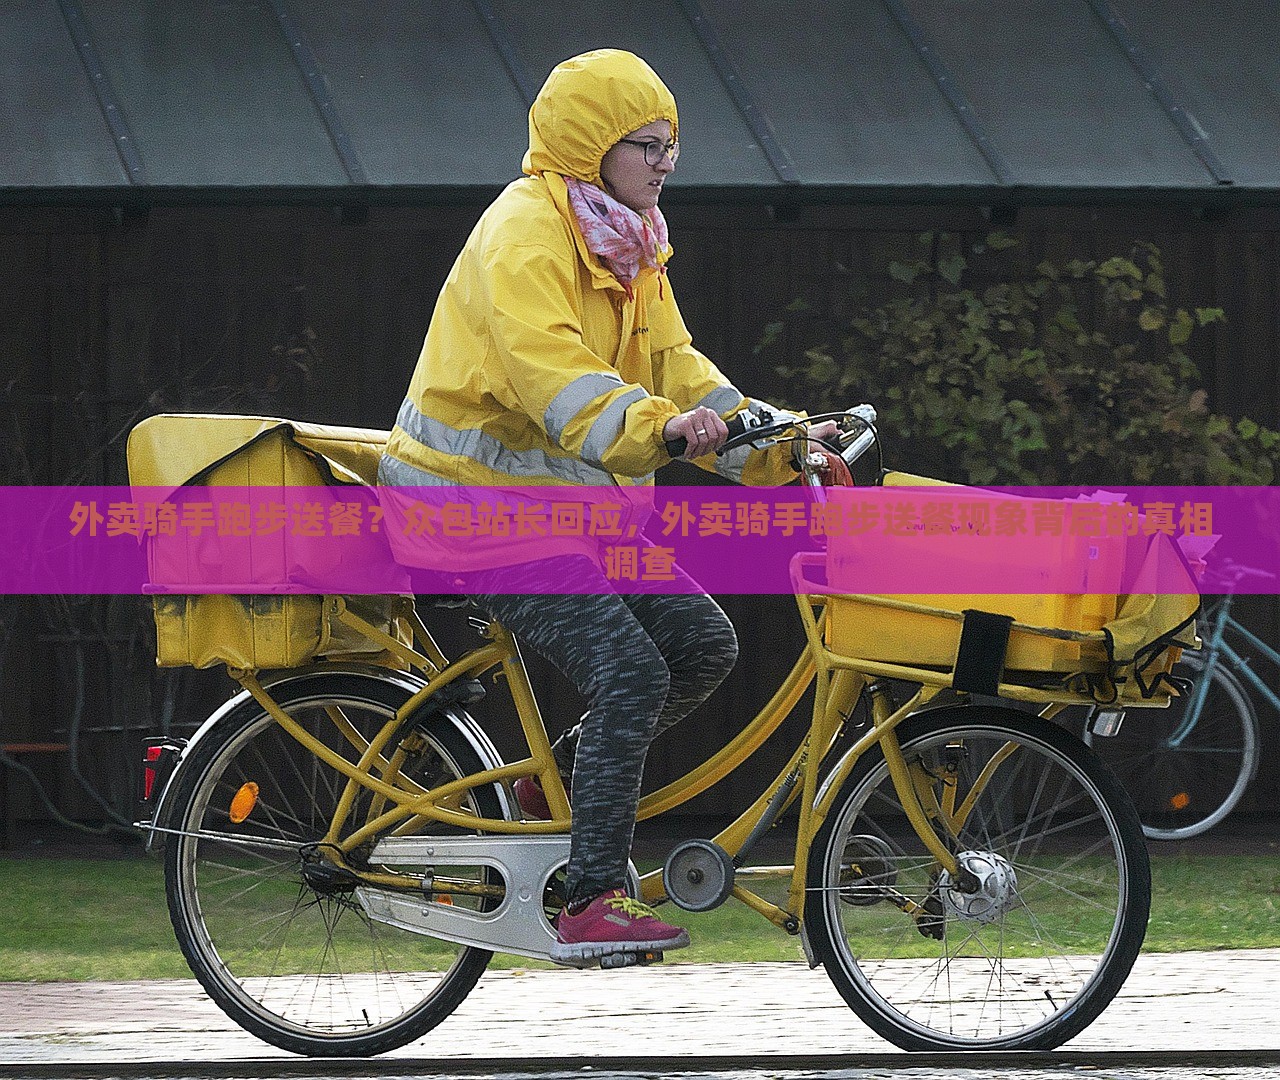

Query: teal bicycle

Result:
[1086,561,1271,840]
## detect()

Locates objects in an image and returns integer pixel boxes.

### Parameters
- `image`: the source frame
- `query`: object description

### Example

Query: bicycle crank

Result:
[358,834,571,960]
[358,834,644,964]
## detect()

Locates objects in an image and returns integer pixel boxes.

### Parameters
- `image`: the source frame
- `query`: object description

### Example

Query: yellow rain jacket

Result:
[380,49,797,508]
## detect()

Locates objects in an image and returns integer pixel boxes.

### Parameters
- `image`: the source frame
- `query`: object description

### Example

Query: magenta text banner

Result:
[0,484,1274,595]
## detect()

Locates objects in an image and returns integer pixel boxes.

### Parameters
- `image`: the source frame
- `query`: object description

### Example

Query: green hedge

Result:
[763,234,1279,486]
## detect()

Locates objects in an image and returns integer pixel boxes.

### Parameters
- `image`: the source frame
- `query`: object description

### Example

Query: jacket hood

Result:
[522,50,678,187]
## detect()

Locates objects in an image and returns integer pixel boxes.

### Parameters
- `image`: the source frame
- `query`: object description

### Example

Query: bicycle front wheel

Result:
[163,670,507,1057]
[1084,652,1261,840]
[806,709,1149,1052]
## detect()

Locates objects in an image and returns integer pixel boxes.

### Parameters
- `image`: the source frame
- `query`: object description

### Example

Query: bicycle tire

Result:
[164,670,507,1057]
[806,708,1149,1052]
[1084,652,1261,841]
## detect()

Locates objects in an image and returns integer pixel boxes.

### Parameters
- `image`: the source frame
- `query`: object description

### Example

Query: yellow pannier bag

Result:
[822,471,1199,702]
[126,414,411,671]
[1074,530,1200,703]
[148,593,410,671]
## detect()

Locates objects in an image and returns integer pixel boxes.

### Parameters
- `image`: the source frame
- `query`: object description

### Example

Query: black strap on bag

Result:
[1102,604,1202,700]
[953,610,1015,696]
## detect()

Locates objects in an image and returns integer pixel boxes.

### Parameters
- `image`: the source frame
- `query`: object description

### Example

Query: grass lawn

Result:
[0,853,1276,981]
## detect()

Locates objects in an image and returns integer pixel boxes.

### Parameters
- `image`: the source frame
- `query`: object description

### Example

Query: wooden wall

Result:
[1,199,1276,829]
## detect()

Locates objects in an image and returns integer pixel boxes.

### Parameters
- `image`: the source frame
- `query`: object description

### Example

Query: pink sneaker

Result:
[550,888,690,968]
[513,776,552,820]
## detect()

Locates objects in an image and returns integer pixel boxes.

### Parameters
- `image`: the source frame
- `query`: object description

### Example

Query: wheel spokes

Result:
[824,724,1133,1046]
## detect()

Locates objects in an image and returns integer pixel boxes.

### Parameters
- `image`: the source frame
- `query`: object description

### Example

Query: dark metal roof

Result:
[4,0,1279,205]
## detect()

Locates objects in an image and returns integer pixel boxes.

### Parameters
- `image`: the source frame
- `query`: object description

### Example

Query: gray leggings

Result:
[465,555,738,904]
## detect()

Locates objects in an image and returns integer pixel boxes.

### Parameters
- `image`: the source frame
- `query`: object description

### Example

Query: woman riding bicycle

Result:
[379,48,833,967]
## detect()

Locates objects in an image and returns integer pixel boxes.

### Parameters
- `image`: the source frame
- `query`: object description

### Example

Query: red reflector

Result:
[145,746,163,763]
[144,766,156,800]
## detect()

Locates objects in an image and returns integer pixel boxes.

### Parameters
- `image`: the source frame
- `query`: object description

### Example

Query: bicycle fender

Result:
[801,699,1041,967]
[813,700,1035,813]
[142,663,514,851]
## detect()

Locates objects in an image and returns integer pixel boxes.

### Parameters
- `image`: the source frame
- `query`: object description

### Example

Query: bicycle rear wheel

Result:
[806,708,1149,1051]
[1084,652,1261,840]
[163,670,507,1057]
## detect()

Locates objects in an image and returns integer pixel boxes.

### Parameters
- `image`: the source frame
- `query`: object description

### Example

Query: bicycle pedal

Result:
[597,949,663,970]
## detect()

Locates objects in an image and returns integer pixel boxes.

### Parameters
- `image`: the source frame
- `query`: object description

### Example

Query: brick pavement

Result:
[0,950,1276,1065]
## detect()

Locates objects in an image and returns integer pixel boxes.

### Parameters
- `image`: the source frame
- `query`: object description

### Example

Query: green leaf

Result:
[918,231,935,246]
[1097,257,1142,280]
[1237,417,1260,439]
[986,230,1020,250]
[1205,416,1230,438]
[1168,308,1194,345]
[1054,308,1083,333]
[888,261,920,284]
[759,320,785,346]
[1195,307,1226,325]
[937,254,967,285]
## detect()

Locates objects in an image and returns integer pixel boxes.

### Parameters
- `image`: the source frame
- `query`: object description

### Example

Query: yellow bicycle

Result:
[129,408,1194,1057]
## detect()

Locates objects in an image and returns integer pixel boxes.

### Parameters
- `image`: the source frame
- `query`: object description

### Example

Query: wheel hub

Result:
[938,850,1018,924]
[300,859,360,896]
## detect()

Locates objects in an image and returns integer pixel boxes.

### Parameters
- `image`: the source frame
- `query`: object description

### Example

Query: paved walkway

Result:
[0,950,1277,1064]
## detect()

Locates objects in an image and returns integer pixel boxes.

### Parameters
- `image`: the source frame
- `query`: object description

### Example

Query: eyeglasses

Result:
[617,138,680,167]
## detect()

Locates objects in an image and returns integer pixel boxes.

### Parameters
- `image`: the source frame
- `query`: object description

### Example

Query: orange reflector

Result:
[1169,792,1191,811]
[435,894,455,906]
[229,781,260,824]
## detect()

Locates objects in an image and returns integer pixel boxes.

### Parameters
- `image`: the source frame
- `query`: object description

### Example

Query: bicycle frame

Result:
[223,586,1144,944]
[228,597,872,929]
[1183,594,1280,739]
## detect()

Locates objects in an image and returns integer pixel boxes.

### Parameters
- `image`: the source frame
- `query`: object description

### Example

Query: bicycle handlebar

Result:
[1202,559,1277,588]
[663,412,750,459]
[665,405,880,475]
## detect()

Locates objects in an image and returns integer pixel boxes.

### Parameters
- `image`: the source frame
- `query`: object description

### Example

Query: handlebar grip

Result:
[665,412,749,458]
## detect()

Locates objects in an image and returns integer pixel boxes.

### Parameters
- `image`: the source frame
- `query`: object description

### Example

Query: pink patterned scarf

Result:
[564,176,669,299]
